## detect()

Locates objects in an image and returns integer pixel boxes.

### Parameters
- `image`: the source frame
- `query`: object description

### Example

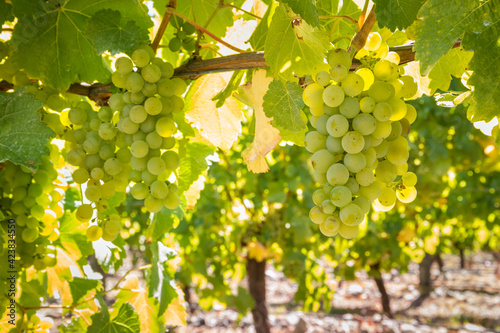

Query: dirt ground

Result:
[174,253,500,333]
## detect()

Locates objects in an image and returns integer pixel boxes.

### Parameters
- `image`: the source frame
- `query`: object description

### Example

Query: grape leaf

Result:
[146,207,176,241]
[428,48,473,92]
[149,242,178,316]
[237,70,281,173]
[316,0,361,49]
[0,1,13,32]
[263,80,307,145]
[68,277,100,304]
[264,5,331,82]
[88,302,140,333]
[279,0,319,27]
[185,74,244,151]
[58,318,87,333]
[249,1,277,50]
[85,9,150,56]
[463,20,500,122]
[373,0,425,31]
[212,71,244,108]
[178,141,215,194]
[10,0,152,90]
[0,90,53,172]
[414,0,488,74]
[46,247,84,306]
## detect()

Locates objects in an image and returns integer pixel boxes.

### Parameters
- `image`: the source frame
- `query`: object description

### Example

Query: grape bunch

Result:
[110,45,183,214]
[168,17,197,53]
[304,35,418,239]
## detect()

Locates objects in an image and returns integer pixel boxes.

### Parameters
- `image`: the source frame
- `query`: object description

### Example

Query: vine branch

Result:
[151,0,177,52]
[350,5,377,52]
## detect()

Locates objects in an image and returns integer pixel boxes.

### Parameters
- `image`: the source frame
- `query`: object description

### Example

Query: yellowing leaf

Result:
[247,241,269,262]
[185,74,244,152]
[162,289,187,326]
[239,70,281,173]
[184,175,206,209]
[45,246,83,306]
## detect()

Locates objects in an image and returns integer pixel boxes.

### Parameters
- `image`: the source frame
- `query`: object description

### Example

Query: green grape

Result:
[319,214,341,236]
[339,97,360,119]
[310,115,318,128]
[373,42,389,59]
[341,73,364,97]
[130,140,149,159]
[404,104,417,124]
[315,71,331,86]
[400,75,418,99]
[385,52,400,65]
[145,194,163,213]
[402,172,417,187]
[125,72,145,93]
[353,196,370,214]
[156,117,177,137]
[147,156,166,176]
[182,22,196,34]
[324,105,339,116]
[89,118,102,132]
[375,160,398,183]
[85,185,101,202]
[103,219,121,236]
[309,206,328,224]
[386,137,409,165]
[43,255,57,268]
[76,204,93,221]
[139,116,156,133]
[130,92,145,104]
[320,200,335,215]
[329,64,348,82]
[98,106,114,121]
[150,180,169,199]
[355,168,374,186]
[326,114,349,137]
[374,141,389,159]
[302,83,326,108]
[352,113,377,135]
[146,132,163,150]
[171,78,187,96]
[83,138,100,155]
[86,225,102,241]
[326,136,344,154]
[168,37,182,52]
[345,177,360,195]
[373,102,392,121]
[131,48,150,67]
[339,203,364,226]
[330,185,352,208]
[310,106,325,118]
[396,162,408,175]
[141,64,161,83]
[326,163,349,186]
[67,148,85,166]
[387,98,407,121]
[171,95,184,113]
[99,144,115,161]
[373,60,397,81]
[116,148,132,163]
[338,223,359,239]
[365,32,382,51]
[144,97,163,115]
[358,180,381,201]
[342,131,365,154]
[355,68,375,91]
[103,158,121,176]
[387,121,403,141]
[46,94,66,112]
[142,82,158,97]
[368,81,394,102]
[378,187,397,206]
[25,217,38,228]
[311,149,336,173]
[129,105,148,124]
[371,120,392,139]
[304,131,327,153]
[111,72,127,88]
[400,118,410,136]
[30,204,44,219]
[115,57,133,75]
[91,167,104,180]
[68,107,87,125]
[157,79,176,97]
[22,227,39,243]
[396,186,417,203]
[314,170,328,185]
[312,189,328,206]
[389,78,404,99]
[322,85,345,107]
[85,154,104,170]
[327,49,351,69]
[12,186,27,201]
[130,156,148,171]
[161,150,180,169]
[360,96,376,113]
[344,153,366,173]
[315,114,330,136]
[98,122,116,140]
[129,182,147,200]
[72,168,89,184]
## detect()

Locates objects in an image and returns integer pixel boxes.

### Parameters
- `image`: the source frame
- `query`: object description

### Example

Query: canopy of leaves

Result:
[373,0,425,31]
[88,302,140,333]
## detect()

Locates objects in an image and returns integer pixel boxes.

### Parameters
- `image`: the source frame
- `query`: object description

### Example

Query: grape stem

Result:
[358,0,370,28]
[151,0,178,53]
[350,5,376,53]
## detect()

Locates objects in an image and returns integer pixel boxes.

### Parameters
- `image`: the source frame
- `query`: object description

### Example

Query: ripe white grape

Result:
[344,177,360,195]
[330,64,348,82]
[304,131,327,153]
[344,153,366,173]
[326,136,344,154]
[365,32,382,51]
[319,214,341,236]
[405,104,417,124]
[326,163,349,186]
[311,149,336,173]
[355,68,375,91]
[303,83,325,108]
[360,96,376,113]
[321,200,336,215]
[341,131,365,154]
[338,223,359,239]
[386,137,409,165]
[387,98,407,121]
[313,189,328,206]
[328,49,351,69]
[371,120,392,139]
[352,113,377,135]
[378,187,397,206]
[387,121,403,141]
[339,203,364,226]
[315,71,331,86]
[375,160,398,183]
[358,180,381,201]
[373,60,397,81]
[368,81,394,102]
[330,185,352,208]
[339,97,360,119]
[342,73,364,97]
[309,206,328,224]
[396,186,417,203]
[326,114,349,137]
[315,114,330,135]
[353,196,370,214]
[402,172,417,187]
[323,85,345,107]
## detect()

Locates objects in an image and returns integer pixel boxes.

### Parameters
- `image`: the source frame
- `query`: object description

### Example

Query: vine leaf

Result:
[264,4,331,82]
[88,302,140,333]
[85,9,150,56]
[237,70,281,173]
[249,1,277,50]
[10,0,152,90]
[373,0,425,31]
[149,242,179,316]
[68,277,100,305]
[178,141,215,194]
[46,247,84,306]
[316,0,361,49]
[176,0,236,37]
[0,1,13,32]
[280,0,319,27]
[428,48,473,92]
[0,90,53,172]
[185,74,244,152]
[263,80,307,146]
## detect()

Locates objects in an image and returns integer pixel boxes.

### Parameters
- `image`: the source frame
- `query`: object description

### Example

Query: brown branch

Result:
[0,42,463,101]
[151,0,177,53]
[350,5,377,52]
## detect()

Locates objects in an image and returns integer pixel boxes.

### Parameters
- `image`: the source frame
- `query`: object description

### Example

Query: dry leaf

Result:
[184,175,206,209]
[163,289,187,326]
[185,74,244,152]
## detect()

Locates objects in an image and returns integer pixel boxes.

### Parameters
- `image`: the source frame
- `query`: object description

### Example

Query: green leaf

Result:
[428,48,473,92]
[88,302,140,333]
[19,275,44,308]
[58,318,87,333]
[178,142,215,194]
[85,9,150,56]
[463,21,500,122]
[316,0,360,49]
[0,89,53,171]
[373,0,425,31]
[249,2,277,50]
[264,5,331,82]
[146,207,176,241]
[414,0,486,74]
[62,188,81,212]
[68,277,100,304]
[263,80,307,146]
[212,71,245,108]
[279,0,319,27]
[10,0,152,90]
[0,1,13,32]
